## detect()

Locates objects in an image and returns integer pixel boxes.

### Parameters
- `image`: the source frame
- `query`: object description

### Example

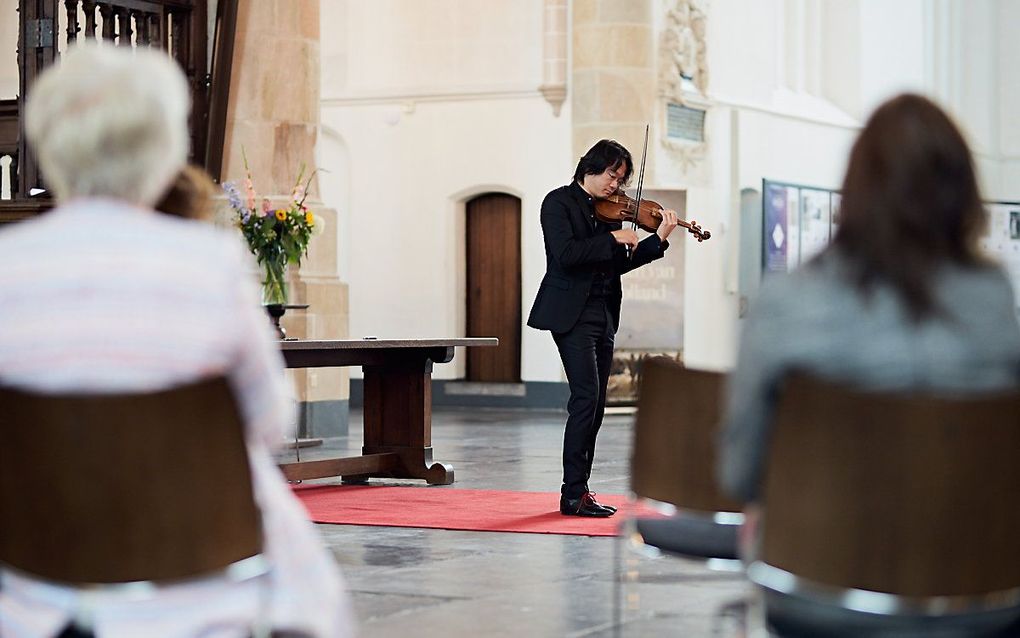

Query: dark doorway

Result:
[466,193,521,382]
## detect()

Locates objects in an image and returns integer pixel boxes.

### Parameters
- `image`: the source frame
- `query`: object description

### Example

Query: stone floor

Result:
[275,407,749,638]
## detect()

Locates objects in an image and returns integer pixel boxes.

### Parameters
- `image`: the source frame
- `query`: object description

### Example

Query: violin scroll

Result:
[644,208,711,242]
[685,220,711,242]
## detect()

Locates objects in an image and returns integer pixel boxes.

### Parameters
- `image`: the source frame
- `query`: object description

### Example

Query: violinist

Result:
[527,139,679,518]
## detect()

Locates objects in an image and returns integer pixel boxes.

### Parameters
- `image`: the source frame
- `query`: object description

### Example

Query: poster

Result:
[763,180,837,273]
[610,189,686,404]
[800,188,832,263]
[607,351,683,405]
[784,186,801,268]
[763,182,789,273]
[830,192,842,233]
[982,202,1020,316]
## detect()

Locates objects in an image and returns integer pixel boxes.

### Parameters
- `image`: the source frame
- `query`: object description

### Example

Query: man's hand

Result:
[611,229,639,249]
[657,209,679,242]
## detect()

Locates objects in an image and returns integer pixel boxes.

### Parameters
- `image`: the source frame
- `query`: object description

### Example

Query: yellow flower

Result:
[305,211,315,226]
[275,209,287,221]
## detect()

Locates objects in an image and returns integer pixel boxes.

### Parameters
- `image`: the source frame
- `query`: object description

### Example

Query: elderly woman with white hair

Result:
[0,44,353,638]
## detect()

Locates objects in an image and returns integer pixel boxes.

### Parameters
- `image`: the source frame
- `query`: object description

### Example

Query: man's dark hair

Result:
[573,139,633,186]
[830,93,989,321]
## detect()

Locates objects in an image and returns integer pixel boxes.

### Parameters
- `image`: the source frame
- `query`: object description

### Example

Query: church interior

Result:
[1,0,1019,636]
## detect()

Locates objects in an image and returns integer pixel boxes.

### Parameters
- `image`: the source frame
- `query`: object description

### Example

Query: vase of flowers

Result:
[224,151,318,309]
[260,250,289,306]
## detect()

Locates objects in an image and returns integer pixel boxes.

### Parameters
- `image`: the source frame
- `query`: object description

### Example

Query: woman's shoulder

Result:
[941,261,1015,289]
[756,251,846,306]
[937,262,1019,318]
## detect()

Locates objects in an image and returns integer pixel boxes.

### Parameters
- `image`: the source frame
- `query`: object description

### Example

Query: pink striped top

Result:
[0,199,353,638]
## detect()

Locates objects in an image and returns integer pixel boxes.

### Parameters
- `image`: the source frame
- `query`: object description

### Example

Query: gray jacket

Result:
[720,250,1020,502]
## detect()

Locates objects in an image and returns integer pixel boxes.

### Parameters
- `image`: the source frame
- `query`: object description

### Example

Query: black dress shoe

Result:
[560,493,614,517]
[586,492,617,514]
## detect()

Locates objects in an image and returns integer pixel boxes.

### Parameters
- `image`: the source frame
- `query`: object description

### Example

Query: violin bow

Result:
[629,124,650,260]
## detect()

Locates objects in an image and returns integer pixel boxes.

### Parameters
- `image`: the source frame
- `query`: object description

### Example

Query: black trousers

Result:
[553,296,615,500]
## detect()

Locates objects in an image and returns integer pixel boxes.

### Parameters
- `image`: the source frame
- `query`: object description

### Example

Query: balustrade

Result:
[2,0,232,223]
[1,99,18,202]
[56,1,195,50]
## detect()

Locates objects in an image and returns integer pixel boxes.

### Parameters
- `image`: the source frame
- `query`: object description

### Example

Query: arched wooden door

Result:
[466,193,521,382]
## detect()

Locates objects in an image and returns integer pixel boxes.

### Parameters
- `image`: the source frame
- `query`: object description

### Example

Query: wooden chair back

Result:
[631,357,742,513]
[0,376,262,585]
[761,374,1020,597]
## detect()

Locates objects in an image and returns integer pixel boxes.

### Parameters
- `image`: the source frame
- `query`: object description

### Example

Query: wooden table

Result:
[279,338,498,485]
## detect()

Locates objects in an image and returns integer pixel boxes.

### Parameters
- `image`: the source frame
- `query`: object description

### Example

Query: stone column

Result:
[223,0,350,437]
[571,0,655,170]
[540,0,568,116]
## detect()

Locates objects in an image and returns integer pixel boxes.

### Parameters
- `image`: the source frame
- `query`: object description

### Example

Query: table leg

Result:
[360,359,455,485]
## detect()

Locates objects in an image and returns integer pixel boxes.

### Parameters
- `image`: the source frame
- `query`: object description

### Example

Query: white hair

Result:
[25,42,190,206]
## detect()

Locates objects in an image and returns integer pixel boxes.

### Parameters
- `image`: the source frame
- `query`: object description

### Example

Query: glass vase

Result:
[261,257,289,306]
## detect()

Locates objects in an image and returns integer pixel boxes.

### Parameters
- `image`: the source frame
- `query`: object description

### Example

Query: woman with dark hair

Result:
[528,139,680,517]
[720,93,1020,504]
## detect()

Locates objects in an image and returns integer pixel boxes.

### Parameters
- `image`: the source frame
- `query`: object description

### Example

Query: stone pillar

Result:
[540,0,568,116]
[571,0,655,170]
[223,0,350,437]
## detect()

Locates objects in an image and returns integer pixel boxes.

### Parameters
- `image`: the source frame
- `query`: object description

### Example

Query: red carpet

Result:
[293,485,661,537]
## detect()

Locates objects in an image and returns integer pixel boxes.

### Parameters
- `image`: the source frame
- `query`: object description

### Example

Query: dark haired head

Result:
[573,139,633,186]
[831,93,988,320]
[154,164,217,221]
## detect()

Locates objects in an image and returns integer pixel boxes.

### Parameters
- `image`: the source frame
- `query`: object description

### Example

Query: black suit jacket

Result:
[527,182,669,334]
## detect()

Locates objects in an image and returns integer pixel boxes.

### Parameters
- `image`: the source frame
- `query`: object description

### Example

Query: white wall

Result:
[322,0,543,99]
[320,0,571,381]
[682,0,860,370]
[999,0,1020,199]
[319,96,570,381]
[857,0,927,116]
[680,0,1017,371]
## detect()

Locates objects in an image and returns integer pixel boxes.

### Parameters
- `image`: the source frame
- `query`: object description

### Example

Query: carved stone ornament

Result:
[659,0,709,101]
[673,143,707,172]
[658,0,710,174]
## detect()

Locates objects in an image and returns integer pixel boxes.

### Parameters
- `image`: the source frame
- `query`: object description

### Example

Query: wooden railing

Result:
[1,0,237,222]
[66,0,211,168]
[1,99,18,199]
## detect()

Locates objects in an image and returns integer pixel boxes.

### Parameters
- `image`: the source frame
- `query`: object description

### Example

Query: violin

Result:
[594,191,711,242]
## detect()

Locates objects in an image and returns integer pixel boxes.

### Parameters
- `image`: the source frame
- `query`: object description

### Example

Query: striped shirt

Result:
[0,199,353,637]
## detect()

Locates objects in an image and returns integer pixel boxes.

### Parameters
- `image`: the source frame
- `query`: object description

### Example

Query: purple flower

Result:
[222,181,243,210]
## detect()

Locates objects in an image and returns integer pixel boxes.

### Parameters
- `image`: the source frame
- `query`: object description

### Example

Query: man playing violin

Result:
[528,139,679,517]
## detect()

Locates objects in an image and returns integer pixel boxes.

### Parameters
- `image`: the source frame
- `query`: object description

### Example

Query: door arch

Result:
[465,192,521,382]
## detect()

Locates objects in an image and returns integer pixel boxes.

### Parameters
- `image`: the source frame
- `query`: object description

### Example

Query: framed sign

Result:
[761,179,840,275]
[981,201,1020,316]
